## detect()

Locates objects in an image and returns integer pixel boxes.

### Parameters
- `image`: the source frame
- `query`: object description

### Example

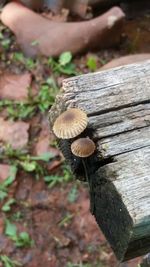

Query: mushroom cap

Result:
[53,108,88,139]
[71,137,95,158]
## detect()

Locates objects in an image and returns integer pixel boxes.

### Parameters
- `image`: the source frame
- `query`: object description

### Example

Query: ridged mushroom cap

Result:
[71,137,95,158]
[53,108,88,139]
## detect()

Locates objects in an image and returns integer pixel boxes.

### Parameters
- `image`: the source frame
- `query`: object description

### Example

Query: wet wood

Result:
[49,60,150,261]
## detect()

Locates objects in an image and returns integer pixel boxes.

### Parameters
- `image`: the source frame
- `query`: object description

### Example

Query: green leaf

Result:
[1,39,11,49]
[44,175,55,182]
[0,190,8,201]
[0,255,22,267]
[25,58,36,70]
[0,255,12,267]
[0,166,17,201]
[37,84,58,112]
[3,166,17,187]
[11,211,23,222]
[6,102,35,120]
[44,175,63,188]
[31,40,39,46]
[63,166,73,182]
[18,232,29,241]
[2,198,15,212]
[44,175,63,187]
[47,57,57,69]
[59,51,72,66]
[15,232,34,248]
[31,152,55,162]
[20,161,37,172]
[0,32,4,40]
[47,55,78,76]
[87,56,97,71]
[5,220,17,237]
[58,213,73,227]
[46,77,58,89]
[13,52,25,63]
[68,186,78,203]
[58,63,77,75]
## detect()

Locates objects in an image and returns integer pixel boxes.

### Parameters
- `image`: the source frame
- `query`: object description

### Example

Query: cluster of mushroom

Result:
[53,108,96,159]
[53,108,96,214]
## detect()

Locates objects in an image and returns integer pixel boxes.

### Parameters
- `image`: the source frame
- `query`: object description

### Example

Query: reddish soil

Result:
[0,5,149,267]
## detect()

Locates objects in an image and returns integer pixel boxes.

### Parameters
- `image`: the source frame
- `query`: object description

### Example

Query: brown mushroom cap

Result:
[71,137,95,158]
[53,108,88,139]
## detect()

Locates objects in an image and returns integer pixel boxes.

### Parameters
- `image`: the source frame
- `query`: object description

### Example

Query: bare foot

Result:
[1,2,125,57]
[101,54,150,70]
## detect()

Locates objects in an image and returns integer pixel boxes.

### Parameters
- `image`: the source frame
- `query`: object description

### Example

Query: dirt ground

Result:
[0,5,150,267]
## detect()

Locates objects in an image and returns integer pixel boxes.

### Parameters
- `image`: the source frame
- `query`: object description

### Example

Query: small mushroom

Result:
[71,137,96,214]
[53,108,88,139]
[71,137,95,158]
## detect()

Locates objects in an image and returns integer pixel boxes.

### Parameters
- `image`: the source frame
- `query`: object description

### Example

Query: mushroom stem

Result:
[70,137,96,214]
[82,159,95,215]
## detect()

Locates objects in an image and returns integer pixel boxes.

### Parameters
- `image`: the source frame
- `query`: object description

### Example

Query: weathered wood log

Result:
[49,60,150,262]
[140,253,150,267]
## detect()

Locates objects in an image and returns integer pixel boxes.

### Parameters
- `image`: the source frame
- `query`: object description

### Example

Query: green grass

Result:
[0,78,59,120]
[13,52,37,70]
[13,51,78,75]
[0,51,79,121]
[67,184,78,203]
[0,255,22,267]
[0,145,56,180]
[48,51,78,75]
[0,165,17,201]
[5,219,34,248]
[2,198,16,212]
[66,263,104,267]
[0,146,72,192]
[11,211,24,222]
[44,165,73,188]
[58,212,74,227]
[0,146,60,213]
[86,56,97,72]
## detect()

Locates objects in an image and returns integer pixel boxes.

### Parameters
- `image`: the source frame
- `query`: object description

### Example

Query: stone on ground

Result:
[0,72,31,101]
[34,118,60,157]
[34,119,62,171]
[0,164,11,182]
[35,135,60,157]
[0,118,29,149]
[1,2,125,57]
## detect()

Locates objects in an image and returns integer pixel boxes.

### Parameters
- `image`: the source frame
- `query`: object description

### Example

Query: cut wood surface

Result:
[49,60,150,261]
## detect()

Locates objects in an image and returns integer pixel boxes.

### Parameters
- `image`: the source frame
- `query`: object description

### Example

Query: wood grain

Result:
[49,60,150,261]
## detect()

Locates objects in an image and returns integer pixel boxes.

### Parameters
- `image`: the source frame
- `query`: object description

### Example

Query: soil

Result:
[0,5,149,267]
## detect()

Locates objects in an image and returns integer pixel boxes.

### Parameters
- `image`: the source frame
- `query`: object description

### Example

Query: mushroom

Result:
[71,137,96,214]
[53,108,88,139]
[71,137,95,158]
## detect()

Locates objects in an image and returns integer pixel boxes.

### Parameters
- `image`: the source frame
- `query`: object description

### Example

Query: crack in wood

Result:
[49,60,150,261]
[88,99,150,117]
